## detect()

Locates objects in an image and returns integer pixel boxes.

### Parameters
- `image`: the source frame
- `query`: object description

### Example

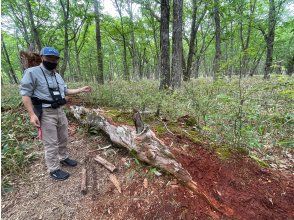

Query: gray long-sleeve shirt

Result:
[19,64,68,107]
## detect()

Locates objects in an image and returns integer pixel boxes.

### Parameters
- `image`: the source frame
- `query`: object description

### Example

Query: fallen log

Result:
[81,167,87,195]
[70,106,233,216]
[94,155,116,172]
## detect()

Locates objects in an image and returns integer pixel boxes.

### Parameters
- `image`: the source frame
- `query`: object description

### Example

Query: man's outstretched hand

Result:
[80,86,92,93]
[67,86,92,95]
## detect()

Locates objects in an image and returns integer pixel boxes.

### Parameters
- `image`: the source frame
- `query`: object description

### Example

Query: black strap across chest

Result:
[39,67,61,93]
[31,67,64,106]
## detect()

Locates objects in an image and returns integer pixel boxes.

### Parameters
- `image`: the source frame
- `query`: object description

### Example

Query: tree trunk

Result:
[184,0,197,81]
[2,38,19,84]
[68,51,74,79]
[184,1,207,81]
[150,15,160,79]
[229,20,234,78]
[122,35,129,80]
[73,40,81,78]
[25,0,42,51]
[127,0,138,79]
[93,0,104,84]
[88,53,94,81]
[213,0,221,80]
[239,0,257,77]
[59,0,70,78]
[171,0,183,89]
[194,55,201,78]
[203,52,209,77]
[159,0,171,90]
[250,47,265,76]
[286,54,294,76]
[193,25,214,78]
[264,0,276,79]
[114,0,130,81]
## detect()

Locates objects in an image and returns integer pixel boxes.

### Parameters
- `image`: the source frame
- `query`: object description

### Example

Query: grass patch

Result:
[216,147,232,160]
[249,155,269,168]
[1,109,41,192]
[153,124,166,136]
[1,86,41,192]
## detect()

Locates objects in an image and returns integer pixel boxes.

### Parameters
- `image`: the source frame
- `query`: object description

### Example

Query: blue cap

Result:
[40,47,60,57]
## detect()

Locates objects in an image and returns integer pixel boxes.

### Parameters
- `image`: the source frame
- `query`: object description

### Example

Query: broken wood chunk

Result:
[143,178,148,189]
[94,155,116,172]
[133,108,145,134]
[81,168,87,195]
[109,174,121,193]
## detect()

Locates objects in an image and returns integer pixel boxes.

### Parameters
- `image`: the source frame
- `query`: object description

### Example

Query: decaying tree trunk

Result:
[70,106,233,216]
[20,51,42,70]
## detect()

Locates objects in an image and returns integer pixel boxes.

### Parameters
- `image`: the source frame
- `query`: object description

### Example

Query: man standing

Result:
[20,47,91,181]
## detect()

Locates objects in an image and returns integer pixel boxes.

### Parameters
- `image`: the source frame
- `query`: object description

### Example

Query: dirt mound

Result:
[154,134,294,219]
[81,130,293,219]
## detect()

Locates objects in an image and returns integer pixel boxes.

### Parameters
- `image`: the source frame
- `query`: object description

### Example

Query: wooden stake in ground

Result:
[94,155,116,172]
[81,168,87,195]
[70,106,233,216]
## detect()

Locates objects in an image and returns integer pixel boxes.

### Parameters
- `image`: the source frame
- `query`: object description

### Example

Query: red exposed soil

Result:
[162,135,294,219]
[83,131,293,219]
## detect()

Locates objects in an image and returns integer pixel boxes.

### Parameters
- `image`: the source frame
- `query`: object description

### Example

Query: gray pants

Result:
[41,107,69,172]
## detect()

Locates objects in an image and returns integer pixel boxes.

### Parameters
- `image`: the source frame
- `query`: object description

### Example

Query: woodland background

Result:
[1,0,293,189]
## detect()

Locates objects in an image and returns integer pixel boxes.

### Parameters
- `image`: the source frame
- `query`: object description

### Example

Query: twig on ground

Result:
[157,117,175,135]
[88,145,112,154]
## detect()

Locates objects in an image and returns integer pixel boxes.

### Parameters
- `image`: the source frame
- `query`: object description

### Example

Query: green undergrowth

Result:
[68,75,293,151]
[1,109,41,193]
[249,155,269,168]
[1,85,42,193]
[215,147,232,160]
[1,85,22,110]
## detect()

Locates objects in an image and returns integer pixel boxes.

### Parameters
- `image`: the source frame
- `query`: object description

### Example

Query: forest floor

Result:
[2,100,294,220]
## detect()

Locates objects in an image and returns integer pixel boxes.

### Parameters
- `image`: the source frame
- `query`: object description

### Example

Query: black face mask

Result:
[43,61,58,71]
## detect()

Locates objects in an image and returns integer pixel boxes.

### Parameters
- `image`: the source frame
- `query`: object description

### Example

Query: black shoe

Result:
[60,158,78,167]
[50,169,70,181]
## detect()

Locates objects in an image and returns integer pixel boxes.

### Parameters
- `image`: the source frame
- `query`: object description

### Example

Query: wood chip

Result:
[143,178,148,189]
[94,155,116,172]
[109,174,121,193]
